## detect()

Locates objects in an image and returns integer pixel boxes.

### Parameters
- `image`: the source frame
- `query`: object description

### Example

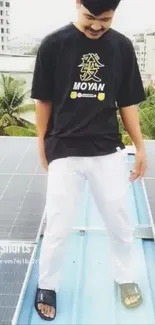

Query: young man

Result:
[31,0,146,321]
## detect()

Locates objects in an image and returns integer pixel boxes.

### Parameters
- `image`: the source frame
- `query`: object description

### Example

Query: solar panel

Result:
[144,140,155,178]
[142,140,155,225]
[0,137,47,241]
[0,244,34,325]
[0,137,46,175]
[144,179,155,224]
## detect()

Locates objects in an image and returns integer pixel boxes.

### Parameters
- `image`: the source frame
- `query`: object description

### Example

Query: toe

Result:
[44,305,51,317]
[41,304,46,315]
[50,307,56,318]
[37,303,55,318]
[133,295,140,303]
[135,294,140,302]
[38,303,42,310]
[38,303,46,314]
[125,295,141,306]
[130,296,135,304]
[43,306,55,318]
[125,297,131,305]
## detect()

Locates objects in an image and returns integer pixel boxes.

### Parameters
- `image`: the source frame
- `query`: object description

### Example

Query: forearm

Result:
[35,100,52,139]
[120,105,144,151]
[34,100,52,169]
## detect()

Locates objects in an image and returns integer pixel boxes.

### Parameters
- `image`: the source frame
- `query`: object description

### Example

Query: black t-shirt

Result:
[31,23,145,164]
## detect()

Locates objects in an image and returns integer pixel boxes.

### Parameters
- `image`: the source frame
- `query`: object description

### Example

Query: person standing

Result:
[31,0,146,320]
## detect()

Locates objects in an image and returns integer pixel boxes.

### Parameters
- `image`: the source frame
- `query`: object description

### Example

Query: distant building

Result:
[8,35,41,55]
[0,52,35,72]
[131,31,155,87]
[0,0,10,52]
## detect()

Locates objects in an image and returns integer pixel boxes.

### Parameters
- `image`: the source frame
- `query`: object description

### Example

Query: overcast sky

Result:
[10,0,155,39]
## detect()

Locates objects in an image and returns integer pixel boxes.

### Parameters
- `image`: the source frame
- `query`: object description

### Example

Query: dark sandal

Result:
[35,287,56,321]
[119,283,142,308]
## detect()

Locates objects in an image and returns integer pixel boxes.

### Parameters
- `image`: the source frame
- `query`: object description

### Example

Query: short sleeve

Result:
[116,40,146,108]
[31,36,55,101]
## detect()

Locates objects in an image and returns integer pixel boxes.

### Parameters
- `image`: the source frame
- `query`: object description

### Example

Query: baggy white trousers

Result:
[38,149,134,291]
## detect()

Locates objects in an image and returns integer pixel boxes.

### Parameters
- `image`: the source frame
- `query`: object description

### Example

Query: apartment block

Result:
[0,0,10,52]
[132,31,155,87]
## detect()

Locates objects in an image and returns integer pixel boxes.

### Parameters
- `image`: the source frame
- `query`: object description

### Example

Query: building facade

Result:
[131,31,155,87]
[0,0,10,52]
[8,36,41,55]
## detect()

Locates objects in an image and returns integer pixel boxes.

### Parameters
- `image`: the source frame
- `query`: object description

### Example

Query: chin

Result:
[86,31,103,39]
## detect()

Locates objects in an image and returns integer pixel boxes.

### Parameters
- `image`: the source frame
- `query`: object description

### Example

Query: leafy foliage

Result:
[118,85,155,145]
[4,126,37,136]
[0,74,36,136]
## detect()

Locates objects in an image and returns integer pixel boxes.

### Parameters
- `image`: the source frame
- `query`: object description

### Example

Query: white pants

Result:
[38,150,134,291]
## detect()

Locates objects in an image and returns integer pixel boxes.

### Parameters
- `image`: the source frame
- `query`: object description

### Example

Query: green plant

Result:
[4,126,37,136]
[0,74,36,136]
[117,85,155,145]
[122,133,132,145]
[18,104,35,113]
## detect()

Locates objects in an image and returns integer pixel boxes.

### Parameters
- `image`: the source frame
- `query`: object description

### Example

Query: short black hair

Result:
[81,0,121,16]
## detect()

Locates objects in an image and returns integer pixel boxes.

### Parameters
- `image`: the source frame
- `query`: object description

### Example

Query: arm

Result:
[120,105,144,152]
[117,39,147,180]
[35,100,52,170]
[30,35,55,170]
[120,105,146,180]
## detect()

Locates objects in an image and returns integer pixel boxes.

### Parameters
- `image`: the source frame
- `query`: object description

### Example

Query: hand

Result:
[38,138,48,172]
[40,154,48,171]
[130,150,147,181]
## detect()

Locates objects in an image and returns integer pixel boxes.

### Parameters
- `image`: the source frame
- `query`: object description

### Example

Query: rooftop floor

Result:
[17,178,155,325]
[0,137,154,325]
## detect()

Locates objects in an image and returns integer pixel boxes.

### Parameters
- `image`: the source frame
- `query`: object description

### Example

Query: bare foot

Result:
[38,303,55,318]
[124,295,141,306]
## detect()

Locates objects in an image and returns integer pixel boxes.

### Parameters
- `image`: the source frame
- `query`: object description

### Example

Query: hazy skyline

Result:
[10,0,155,39]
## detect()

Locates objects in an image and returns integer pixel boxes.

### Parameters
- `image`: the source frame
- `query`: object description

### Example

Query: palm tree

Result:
[139,106,155,139]
[144,85,155,98]
[0,74,37,136]
[118,85,155,145]
[139,85,155,109]
[138,85,155,139]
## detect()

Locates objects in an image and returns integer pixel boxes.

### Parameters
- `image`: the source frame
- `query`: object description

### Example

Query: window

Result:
[6,27,9,33]
[0,1,3,6]
[5,2,10,7]
[2,45,4,50]
[0,10,3,14]
[6,19,9,24]
[1,27,4,33]
[1,36,4,41]
[6,10,9,15]
[0,18,3,24]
